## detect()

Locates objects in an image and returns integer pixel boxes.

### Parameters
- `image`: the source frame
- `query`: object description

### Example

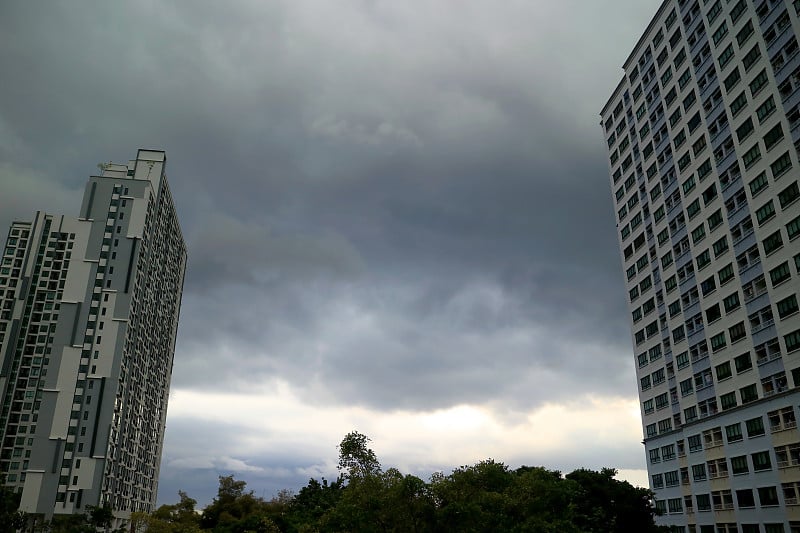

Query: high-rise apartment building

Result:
[602,1,800,531]
[0,150,187,522]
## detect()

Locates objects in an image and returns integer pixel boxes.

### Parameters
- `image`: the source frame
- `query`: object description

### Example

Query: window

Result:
[643,399,654,414]
[695,369,713,389]
[737,117,754,141]
[688,111,701,133]
[651,473,663,488]
[655,392,669,410]
[697,158,712,181]
[757,96,776,125]
[779,181,800,208]
[688,434,702,452]
[723,292,740,313]
[726,423,743,443]
[655,445,674,464]
[630,286,640,301]
[770,261,791,286]
[731,455,749,475]
[771,151,792,179]
[716,361,732,381]
[710,332,727,351]
[736,489,755,508]
[696,493,711,511]
[786,329,800,353]
[687,198,701,218]
[712,236,728,257]
[764,123,785,152]
[693,136,707,157]
[704,304,721,325]
[701,182,716,204]
[701,275,716,295]
[746,416,765,437]
[712,21,728,45]
[692,463,707,481]
[788,214,800,240]
[752,451,772,471]
[740,384,758,405]
[665,9,677,29]
[777,295,799,319]
[679,374,697,397]
[730,91,747,116]
[742,44,762,72]
[749,171,769,196]
[691,225,706,244]
[763,230,784,255]
[641,375,651,390]
[718,264,734,285]
[742,143,762,170]
[750,68,769,96]
[679,152,692,172]
[720,391,737,410]
[737,20,755,46]
[729,321,747,343]
[724,67,741,92]
[697,250,711,269]
[735,352,752,373]
[717,43,734,68]
[707,209,723,230]
[758,486,779,507]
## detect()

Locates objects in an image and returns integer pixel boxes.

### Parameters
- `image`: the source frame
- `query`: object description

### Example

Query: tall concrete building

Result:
[602,1,800,531]
[0,150,187,521]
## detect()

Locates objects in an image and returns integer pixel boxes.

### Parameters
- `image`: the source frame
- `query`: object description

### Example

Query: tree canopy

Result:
[131,431,665,532]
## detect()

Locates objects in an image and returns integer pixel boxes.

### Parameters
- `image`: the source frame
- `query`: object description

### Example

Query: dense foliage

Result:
[131,431,663,533]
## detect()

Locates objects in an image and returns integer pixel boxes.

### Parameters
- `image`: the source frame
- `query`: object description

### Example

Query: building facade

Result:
[0,150,187,521]
[602,1,800,531]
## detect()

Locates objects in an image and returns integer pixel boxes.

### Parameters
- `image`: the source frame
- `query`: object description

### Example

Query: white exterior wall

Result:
[602,1,800,530]
[0,150,186,522]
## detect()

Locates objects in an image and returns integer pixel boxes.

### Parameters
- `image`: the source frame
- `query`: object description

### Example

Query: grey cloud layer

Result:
[1,0,660,501]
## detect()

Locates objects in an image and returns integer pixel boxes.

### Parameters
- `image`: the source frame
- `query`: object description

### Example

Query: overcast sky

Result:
[1,0,663,506]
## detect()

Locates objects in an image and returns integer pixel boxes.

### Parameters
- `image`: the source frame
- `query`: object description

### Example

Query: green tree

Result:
[337,431,381,480]
[136,491,201,533]
[505,467,580,533]
[200,475,279,533]
[566,467,661,533]
[87,503,114,533]
[287,477,343,530]
[0,481,24,533]
[430,459,515,532]
[46,513,95,533]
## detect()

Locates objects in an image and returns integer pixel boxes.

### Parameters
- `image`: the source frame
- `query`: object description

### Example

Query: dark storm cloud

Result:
[0,0,662,494]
